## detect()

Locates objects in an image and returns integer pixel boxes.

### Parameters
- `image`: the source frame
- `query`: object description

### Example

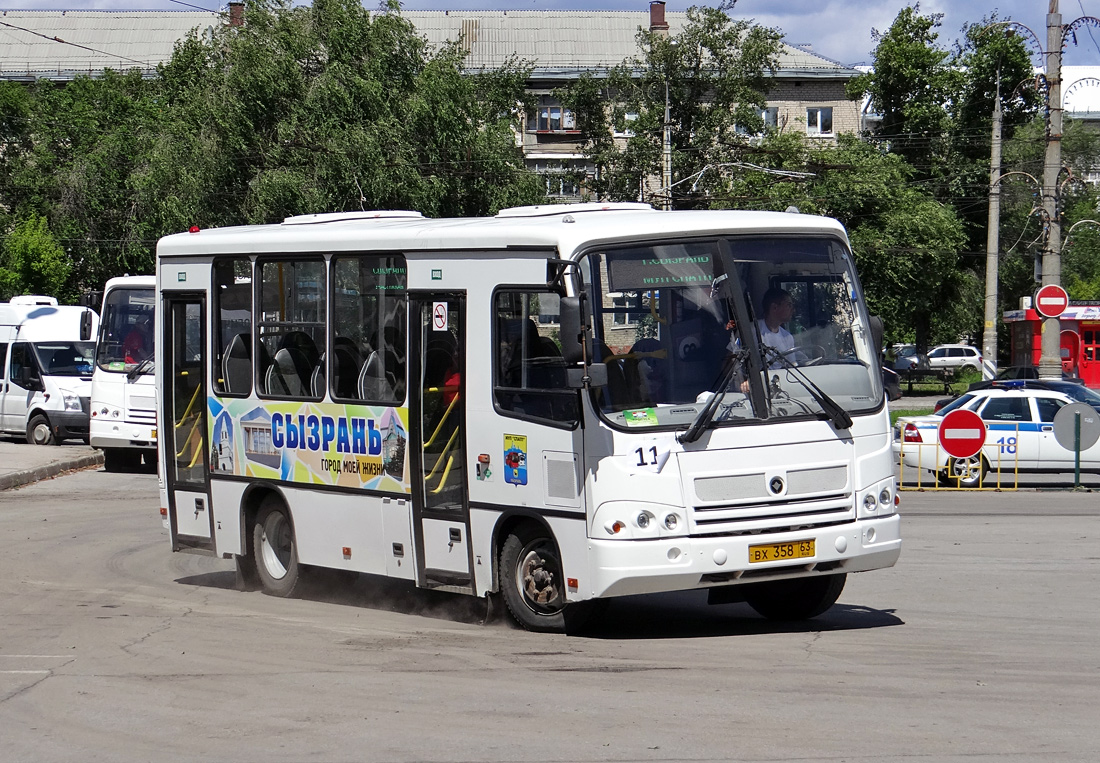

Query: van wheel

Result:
[253,497,300,597]
[26,414,57,446]
[500,523,566,633]
[745,573,847,620]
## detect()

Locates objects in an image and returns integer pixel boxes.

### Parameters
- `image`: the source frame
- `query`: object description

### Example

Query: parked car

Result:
[924,344,982,374]
[894,385,1100,487]
[933,377,1095,412]
[892,344,925,371]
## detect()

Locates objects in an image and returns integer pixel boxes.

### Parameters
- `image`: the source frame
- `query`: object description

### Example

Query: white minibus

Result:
[0,295,98,444]
[90,276,157,471]
[157,204,901,632]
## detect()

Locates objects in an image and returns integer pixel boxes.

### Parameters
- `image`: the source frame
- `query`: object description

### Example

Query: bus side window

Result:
[257,259,325,400]
[212,257,253,396]
[493,290,578,427]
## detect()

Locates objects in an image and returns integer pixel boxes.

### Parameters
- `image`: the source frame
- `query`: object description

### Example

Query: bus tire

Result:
[745,573,846,621]
[253,497,300,598]
[500,523,566,633]
[26,414,57,446]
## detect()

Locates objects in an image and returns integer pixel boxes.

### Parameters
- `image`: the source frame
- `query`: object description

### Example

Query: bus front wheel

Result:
[253,498,300,597]
[744,573,846,620]
[500,524,566,633]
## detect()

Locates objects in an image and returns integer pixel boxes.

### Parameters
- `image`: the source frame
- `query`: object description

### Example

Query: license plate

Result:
[749,539,815,563]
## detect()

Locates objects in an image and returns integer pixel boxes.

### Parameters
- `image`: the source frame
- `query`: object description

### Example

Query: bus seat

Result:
[222,333,251,394]
[311,354,326,398]
[267,347,310,397]
[279,331,320,370]
[358,350,395,400]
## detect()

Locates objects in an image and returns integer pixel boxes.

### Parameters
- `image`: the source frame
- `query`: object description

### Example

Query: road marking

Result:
[0,670,50,675]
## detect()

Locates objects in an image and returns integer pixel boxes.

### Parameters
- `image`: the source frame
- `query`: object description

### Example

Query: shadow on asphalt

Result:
[175,569,903,637]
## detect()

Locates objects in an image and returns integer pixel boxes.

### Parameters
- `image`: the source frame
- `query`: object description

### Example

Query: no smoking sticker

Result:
[432,301,448,331]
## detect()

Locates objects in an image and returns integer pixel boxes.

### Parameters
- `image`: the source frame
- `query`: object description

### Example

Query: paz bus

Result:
[90,276,158,471]
[155,204,901,632]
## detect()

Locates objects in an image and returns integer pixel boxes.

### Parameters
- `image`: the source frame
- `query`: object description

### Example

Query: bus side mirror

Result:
[566,362,608,389]
[80,309,94,342]
[869,315,884,362]
[18,367,44,392]
[560,296,587,365]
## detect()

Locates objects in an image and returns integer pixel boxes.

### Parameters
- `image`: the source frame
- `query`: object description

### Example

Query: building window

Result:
[531,159,588,198]
[613,112,638,137]
[806,106,833,136]
[735,107,779,135]
[531,96,576,132]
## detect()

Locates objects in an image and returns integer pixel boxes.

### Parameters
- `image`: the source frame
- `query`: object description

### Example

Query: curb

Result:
[0,452,105,491]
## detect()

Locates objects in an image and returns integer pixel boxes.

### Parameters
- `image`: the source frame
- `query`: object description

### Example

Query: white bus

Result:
[156,204,901,632]
[0,295,98,445]
[90,276,157,471]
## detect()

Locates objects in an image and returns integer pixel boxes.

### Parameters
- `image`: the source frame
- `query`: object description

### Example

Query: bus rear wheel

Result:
[745,573,846,620]
[253,498,300,597]
[500,524,566,633]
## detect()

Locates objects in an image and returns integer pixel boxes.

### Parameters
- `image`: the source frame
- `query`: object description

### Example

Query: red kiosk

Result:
[1002,287,1100,388]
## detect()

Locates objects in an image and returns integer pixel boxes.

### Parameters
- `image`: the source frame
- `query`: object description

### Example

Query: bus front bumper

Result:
[89,419,157,450]
[581,514,901,600]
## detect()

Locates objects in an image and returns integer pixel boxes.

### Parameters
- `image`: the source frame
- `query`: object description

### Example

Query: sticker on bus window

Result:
[503,434,527,486]
[623,408,658,427]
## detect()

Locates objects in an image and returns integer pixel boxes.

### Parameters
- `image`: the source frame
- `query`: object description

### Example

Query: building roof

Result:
[404,10,856,79]
[0,8,857,83]
[0,9,220,80]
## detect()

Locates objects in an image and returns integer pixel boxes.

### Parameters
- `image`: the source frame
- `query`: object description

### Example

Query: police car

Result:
[893,382,1100,486]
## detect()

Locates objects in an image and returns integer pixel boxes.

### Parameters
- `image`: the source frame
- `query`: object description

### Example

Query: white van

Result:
[0,295,99,444]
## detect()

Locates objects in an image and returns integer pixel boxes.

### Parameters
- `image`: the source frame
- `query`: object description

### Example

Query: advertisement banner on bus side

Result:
[208,397,410,493]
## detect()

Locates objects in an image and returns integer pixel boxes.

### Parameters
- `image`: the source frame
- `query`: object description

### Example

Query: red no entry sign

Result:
[938,409,986,459]
[1034,284,1069,318]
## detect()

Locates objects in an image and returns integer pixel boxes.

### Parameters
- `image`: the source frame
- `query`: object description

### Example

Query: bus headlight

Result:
[592,502,686,540]
[858,480,896,519]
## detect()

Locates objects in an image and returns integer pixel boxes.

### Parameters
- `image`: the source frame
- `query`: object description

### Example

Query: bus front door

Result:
[410,293,473,592]
[162,295,213,553]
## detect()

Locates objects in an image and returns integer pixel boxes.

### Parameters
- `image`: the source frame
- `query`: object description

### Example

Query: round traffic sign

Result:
[938,408,986,459]
[1052,402,1100,451]
[1034,284,1069,318]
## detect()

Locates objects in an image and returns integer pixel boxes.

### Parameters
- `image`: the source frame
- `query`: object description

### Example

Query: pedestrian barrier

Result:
[897,422,1022,490]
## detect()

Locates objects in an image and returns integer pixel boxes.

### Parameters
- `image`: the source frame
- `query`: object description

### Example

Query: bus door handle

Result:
[1041,425,1054,432]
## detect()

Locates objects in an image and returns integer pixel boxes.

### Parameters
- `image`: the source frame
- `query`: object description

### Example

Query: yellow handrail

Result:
[425,426,459,484]
[422,387,459,448]
[174,383,202,430]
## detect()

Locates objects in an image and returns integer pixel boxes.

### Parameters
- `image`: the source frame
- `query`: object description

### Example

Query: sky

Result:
[6,0,1100,68]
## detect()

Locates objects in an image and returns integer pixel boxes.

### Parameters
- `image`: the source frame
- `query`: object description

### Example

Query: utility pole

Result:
[663,80,672,210]
[1040,0,1063,378]
[982,73,1003,380]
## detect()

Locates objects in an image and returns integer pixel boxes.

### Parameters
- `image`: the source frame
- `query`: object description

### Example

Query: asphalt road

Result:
[1,468,1098,762]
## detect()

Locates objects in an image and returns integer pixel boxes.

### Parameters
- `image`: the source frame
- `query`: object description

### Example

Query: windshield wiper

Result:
[127,358,153,381]
[761,347,852,430]
[678,351,746,444]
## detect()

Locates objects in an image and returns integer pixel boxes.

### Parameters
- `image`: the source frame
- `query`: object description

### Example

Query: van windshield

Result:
[96,288,155,371]
[35,342,95,377]
[579,235,882,430]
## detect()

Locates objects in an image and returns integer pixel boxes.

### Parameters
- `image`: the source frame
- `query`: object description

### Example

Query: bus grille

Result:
[129,406,157,425]
[690,465,853,536]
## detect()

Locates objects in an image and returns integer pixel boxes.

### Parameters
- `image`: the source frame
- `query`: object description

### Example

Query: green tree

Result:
[0,215,72,301]
[558,4,783,208]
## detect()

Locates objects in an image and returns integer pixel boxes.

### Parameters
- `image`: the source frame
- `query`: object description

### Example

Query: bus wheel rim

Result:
[515,540,562,615]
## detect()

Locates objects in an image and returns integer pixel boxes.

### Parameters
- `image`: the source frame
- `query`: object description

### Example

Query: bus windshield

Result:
[96,287,155,372]
[35,341,95,377]
[580,236,882,430]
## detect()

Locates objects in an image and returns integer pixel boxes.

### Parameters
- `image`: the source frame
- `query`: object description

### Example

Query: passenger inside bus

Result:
[123,315,153,364]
